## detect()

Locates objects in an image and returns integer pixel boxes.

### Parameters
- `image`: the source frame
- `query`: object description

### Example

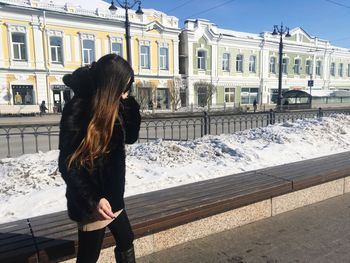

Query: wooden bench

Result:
[1,151,350,263]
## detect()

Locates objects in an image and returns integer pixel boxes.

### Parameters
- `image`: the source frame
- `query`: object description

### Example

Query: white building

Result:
[180,19,350,107]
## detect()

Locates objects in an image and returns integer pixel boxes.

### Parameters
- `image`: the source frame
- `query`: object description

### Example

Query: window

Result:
[241,88,258,104]
[140,45,150,69]
[12,32,27,61]
[294,59,301,74]
[50,36,63,64]
[236,54,243,72]
[82,40,95,65]
[330,63,335,76]
[249,55,256,73]
[316,61,322,76]
[305,60,312,75]
[12,85,34,105]
[282,58,288,74]
[224,87,235,103]
[348,64,350,78]
[111,42,122,56]
[269,57,276,73]
[339,63,343,77]
[222,53,230,71]
[197,86,208,107]
[197,50,206,70]
[159,47,169,70]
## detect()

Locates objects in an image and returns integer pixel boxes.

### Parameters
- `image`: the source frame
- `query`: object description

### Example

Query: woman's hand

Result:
[97,198,115,220]
[121,92,128,99]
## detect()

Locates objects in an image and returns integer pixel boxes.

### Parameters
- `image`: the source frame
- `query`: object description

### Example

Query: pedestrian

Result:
[58,54,141,263]
[253,99,257,113]
[39,100,48,117]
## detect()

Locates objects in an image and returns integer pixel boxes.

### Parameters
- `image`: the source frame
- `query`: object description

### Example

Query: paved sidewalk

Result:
[0,114,61,125]
[138,193,350,263]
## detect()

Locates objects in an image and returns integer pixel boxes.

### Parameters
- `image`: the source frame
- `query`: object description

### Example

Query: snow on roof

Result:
[217,28,260,39]
[48,0,110,10]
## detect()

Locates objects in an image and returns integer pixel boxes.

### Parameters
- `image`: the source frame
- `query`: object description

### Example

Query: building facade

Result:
[180,19,350,108]
[0,0,180,113]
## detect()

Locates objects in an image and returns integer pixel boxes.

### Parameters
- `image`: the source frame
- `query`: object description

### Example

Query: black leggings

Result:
[76,210,134,263]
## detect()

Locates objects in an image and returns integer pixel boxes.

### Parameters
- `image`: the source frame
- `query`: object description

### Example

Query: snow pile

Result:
[1,114,350,223]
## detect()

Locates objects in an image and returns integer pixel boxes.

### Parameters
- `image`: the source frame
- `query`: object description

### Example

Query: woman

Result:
[58,54,141,263]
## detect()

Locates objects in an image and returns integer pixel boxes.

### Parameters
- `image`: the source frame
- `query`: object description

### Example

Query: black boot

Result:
[114,245,136,263]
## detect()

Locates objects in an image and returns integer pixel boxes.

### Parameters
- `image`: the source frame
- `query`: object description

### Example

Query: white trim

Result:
[64,35,72,62]
[74,36,80,62]
[96,39,101,60]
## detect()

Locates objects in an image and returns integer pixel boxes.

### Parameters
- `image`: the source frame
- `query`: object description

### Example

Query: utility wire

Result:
[166,0,196,13]
[324,0,350,9]
[182,0,237,20]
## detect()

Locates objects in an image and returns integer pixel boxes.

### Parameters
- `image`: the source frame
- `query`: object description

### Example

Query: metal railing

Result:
[1,108,350,159]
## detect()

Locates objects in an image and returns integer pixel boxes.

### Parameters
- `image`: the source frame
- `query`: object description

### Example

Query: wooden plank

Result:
[125,171,259,206]
[129,179,291,227]
[127,176,286,220]
[132,183,291,238]
[127,175,282,216]
[125,170,285,209]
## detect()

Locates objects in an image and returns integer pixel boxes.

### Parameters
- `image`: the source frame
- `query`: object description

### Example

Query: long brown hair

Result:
[67,54,134,172]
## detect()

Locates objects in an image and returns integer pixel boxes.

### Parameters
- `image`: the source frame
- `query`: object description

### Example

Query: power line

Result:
[166,0,195,13]
[324,0,350,9]
[182,0,237,21]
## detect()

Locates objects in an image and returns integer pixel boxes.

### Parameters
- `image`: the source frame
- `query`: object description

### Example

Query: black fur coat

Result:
[58,96,141,222]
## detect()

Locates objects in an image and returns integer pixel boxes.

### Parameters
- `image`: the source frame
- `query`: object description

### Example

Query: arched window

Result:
[269,57,276,73]
[236,54,243,72]
[249,55,256,73]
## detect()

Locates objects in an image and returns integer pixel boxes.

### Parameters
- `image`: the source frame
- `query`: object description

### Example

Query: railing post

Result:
[318,107,323,118]
[269,109,275,125]
[203,111,208,136]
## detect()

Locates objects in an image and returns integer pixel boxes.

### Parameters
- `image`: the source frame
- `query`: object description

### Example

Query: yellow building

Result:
[0,0,180,113]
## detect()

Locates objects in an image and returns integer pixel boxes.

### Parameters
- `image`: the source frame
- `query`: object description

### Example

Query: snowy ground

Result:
[1,114,350,224]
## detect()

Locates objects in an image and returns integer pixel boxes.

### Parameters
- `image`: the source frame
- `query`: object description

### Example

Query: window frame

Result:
[269,57,276,73]
[294,59,301,75]
[282,57,289,74]
[222,53,230,71]
[159,46,169,70]
[305,60,312,75]
[197,50,206,70]
[316,61,322,76]
[82,39,95,65]
[330,62,336,77]
[224,87,235,103]
[11,32,27,61]
[236,54,243,73]
[111,42,123,57]
[339,63,343,77]
[140,44,150,69]
[249,55,256,73]
[49,36,63,64]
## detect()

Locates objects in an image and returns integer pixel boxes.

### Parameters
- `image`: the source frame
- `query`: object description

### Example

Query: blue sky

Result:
[104,0,350,48]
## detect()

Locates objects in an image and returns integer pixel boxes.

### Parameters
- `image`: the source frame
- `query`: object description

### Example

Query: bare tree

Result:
[168,77,185,112]
[193,80,217,111]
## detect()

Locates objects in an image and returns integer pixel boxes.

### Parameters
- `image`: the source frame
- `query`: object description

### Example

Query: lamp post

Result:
[272,24,291,109]
[109,0,144,66]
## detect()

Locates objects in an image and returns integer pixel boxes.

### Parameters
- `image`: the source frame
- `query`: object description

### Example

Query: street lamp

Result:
[272,24,291,109]
[109,0,144,66]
